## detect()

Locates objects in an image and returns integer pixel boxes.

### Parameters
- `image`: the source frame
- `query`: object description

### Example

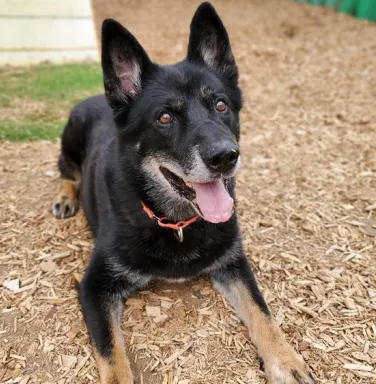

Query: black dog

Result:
[52,3,314,383]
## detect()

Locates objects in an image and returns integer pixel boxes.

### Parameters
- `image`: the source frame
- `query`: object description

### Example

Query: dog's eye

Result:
[158,113,173,125]
[216,100,227,112]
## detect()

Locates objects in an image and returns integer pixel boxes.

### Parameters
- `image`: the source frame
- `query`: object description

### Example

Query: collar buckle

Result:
[175,227,184,242]
[141,201,199,242]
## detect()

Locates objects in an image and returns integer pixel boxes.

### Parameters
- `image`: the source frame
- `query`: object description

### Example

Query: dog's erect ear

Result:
[101,19,152,109]
[187,2,238,81]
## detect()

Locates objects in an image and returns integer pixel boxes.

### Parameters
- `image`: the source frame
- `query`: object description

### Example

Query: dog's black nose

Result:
[203,143,240,174]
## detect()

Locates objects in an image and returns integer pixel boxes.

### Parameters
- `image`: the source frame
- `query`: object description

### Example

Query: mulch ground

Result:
[1,0,376,383]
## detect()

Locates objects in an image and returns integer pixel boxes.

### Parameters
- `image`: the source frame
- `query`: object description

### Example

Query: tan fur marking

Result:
[222,281,313,384]
[170,98,184,111]
[57,180,77,201]
[94,315,134,384]
[200,86,214,100]
[52,177,80,218]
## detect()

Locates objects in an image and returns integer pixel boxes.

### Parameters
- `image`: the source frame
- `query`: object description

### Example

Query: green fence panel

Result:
[339,0,357,14]
[355,0,375,19]
[294,0,376,21]
[324,0,339,7]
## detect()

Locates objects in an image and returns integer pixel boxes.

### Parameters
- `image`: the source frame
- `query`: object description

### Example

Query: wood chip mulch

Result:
[1,0,376,383]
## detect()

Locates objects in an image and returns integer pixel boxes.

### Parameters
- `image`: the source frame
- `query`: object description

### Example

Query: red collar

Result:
[141,201,200,242]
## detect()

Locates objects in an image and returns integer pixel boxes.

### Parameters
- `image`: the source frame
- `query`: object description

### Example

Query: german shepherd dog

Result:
[52,3,315,383]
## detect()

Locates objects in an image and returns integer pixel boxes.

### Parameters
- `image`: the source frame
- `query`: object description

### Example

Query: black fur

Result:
[57,1,269,373]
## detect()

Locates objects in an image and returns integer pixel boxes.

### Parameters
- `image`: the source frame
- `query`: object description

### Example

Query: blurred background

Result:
[1,1,376,384]
[0,0,375,141]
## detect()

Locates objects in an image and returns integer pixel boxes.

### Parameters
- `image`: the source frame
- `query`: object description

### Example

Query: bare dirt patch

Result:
[0,98,47,122]
[1,1,376,383]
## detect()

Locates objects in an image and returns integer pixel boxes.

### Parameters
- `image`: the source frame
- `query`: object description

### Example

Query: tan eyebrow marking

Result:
[200,86,215,101]
[170,98,184,111]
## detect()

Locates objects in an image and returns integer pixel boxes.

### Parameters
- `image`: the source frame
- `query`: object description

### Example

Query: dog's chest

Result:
[123,233,228,279]
[113,218,238,279]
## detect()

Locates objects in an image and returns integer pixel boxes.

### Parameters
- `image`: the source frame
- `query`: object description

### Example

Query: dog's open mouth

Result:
[160,167,196,201]
[160,166,234,224]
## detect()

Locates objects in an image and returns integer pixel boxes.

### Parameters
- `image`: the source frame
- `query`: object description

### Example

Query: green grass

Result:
[0,62,103,141]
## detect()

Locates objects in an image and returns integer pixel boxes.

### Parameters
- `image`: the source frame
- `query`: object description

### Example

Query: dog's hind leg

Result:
[211,253,315,384]
[79,250,150,384]
[52,114,85,218]
[52,169,80,219]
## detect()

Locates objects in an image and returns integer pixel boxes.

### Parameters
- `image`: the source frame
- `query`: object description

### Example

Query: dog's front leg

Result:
[211,254,315,384]
[79,253,150,384]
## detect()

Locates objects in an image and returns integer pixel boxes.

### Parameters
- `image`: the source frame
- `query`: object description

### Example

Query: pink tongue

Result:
[191,180,234,223]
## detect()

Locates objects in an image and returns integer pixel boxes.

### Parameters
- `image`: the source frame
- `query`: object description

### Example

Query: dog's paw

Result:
[52,194,78,219]
[264,354,315,384]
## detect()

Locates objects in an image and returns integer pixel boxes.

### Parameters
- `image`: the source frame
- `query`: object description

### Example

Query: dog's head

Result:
[102,2,242,223]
